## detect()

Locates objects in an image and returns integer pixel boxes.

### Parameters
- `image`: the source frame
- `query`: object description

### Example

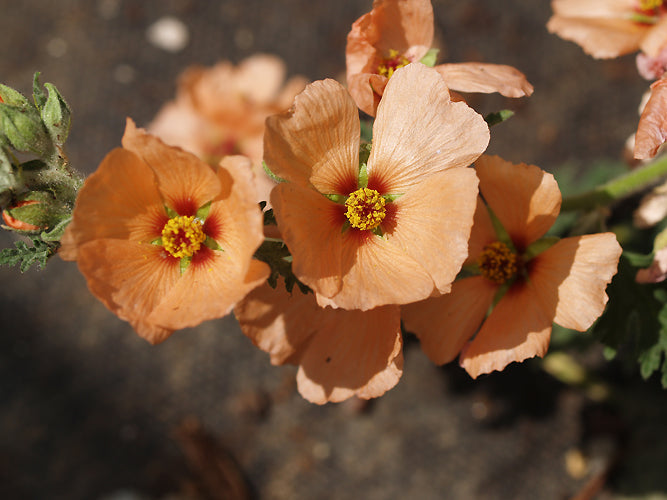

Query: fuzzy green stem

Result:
[561,155,667,211]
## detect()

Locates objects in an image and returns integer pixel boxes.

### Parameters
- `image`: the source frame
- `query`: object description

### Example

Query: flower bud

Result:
[0,103,53,157]
[1,191,66,233]
[41,83,71,146]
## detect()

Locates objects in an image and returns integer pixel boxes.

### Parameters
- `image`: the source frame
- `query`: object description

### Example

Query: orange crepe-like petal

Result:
[122,119,221,214]
[296,304,402,404]
[271,182,344,299]
[387,168,478,294]
[460,284,553,378]
[59,148,165,260]
[369,64,489,193]
[403,276,497,365]
[434,62,534,98]
[635,76,667,159]
[263,79,359,193]
[367,0,433,55]
[528,233,621,332]
[475,155,562,251]
[346,72,385,117]
[147,157,269,329]
[465,197,498,266]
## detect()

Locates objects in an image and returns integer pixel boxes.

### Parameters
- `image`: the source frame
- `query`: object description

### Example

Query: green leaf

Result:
[623,250,655,268]
[419,48,439,67]
[0,237,59,271]
[195,201,211,220]
[32,72,47,109]
[484,110,514,127]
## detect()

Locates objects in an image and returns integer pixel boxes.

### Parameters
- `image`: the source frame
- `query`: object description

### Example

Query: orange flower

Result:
[60,119,269,344]
[265,63,490,311]
[548,0,667,59]
[403,155,622,378]
[149,54,307,203]
[346,0,533,116]
[635,74,667,158]
[235,281,402,404]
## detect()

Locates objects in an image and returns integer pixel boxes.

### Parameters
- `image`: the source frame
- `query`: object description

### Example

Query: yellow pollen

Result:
[378,49,410,79]
[161,215,206,259]
[478,241,518,285]
[345,188,386,230]
[640,0,662,10]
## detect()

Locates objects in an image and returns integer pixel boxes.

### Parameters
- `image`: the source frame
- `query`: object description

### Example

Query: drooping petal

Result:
[369,63,489,193]
[386,168,478,294]
[475,155,562,251]
[271,182,344,299]
[122,119,221,214]
[434,62,534,98]
[263,79,360,193]
[403,276,497,365]
[528,233,621,332]
[635,75,667,159]
[460,284,553,378]
[295,304,403,404]
[75,239,181,344]
[59,148,166,261]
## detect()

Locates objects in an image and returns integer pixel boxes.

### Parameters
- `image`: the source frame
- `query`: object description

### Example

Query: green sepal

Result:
[40,215,71,242]
[179,256,192,275]
[323,193,347,204]
[195,201,211,220]
[32,72,47,109]
[631,13,658,24]
[419,48,439,67]
[41,82,71,146]
[485,204,516,252]
[262,161,287,183]
[490,277,515,309]
[150,237,162,245]
[0,83,30,107]
[371,226,384,237]
[0,102,53,157]
[523,236,559,262]
[358,162,369,188]
[382,193,403,202]
[203,236,223,251]
[164,205,178,218]
[484,110,514,127]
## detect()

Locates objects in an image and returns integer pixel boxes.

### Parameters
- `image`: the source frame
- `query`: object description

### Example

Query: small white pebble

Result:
[146,16,189,53]
[113,64,135,84]
[46,37,68,58]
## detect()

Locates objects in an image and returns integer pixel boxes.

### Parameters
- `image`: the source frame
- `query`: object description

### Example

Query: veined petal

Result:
[296,304,402,404]
[460,284,553,378]
[403,276,497,365]
[122,118,221,214]
[387,168,478,294]
[369,63,489,193]
[434,62,534,98]
[271,183,344,299]
[466,197,498,265]
[59,148,165,259]
[635,75,667,160]
[264,79,359,193]
[528,233,621,331]
[75,239,181,344]
[347,72,385,117]
[369,0,433,55]
[475,155,561,251]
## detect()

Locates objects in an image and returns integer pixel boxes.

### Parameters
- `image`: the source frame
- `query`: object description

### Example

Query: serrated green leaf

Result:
[0,236,58,271]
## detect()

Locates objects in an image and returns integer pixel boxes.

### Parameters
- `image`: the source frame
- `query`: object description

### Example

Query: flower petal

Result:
[460,284,552,378]
[635,75,667,160]
[528,233,621,331]
[263,79,359,193]
[403,276,497,365]
[387,168,478,294]
[296,304,403,404]
[639,16,667,57]
[347,72,385,117]
[122,118,221,214]
[271,183,344,299]
[475,155,561,251]
[434,62,534,98]
[369,63,489,193]
[466,197,498,265]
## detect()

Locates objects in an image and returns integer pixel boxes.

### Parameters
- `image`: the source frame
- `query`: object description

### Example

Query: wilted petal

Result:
[635,76,667,159]
[403,276,497,365]
[369,63,489,193]
[435,62,534,98]
[475,155,561,251]
[528,233,621,331]
[460,284,552,378]
[264,79,359,193]
[296,304,402,404]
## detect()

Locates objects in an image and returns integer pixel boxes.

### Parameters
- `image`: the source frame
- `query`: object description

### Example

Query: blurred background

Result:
[1,1,667,498]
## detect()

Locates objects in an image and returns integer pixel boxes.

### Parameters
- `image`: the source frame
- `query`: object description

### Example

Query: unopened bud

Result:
[0,103,53,157]
[1,191,66,233]
[41,83,71,146]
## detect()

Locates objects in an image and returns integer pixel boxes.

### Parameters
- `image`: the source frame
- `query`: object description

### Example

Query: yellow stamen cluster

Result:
[345,188,386,230]
[161,215,206,258]
[639,0,662,10]
[478,241,518,285]
[378,49,410,79]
